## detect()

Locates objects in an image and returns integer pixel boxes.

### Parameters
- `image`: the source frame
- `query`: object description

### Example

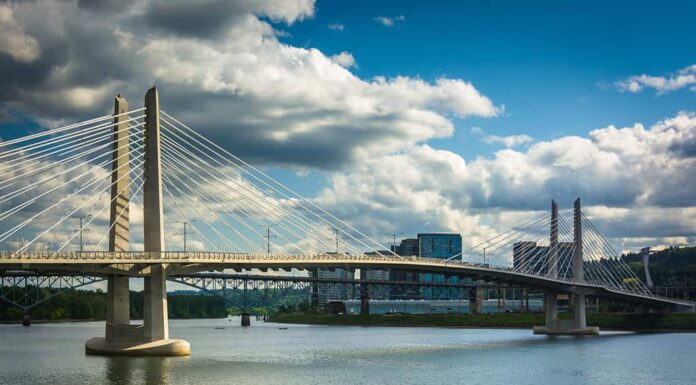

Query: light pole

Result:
[72,215,91,252]
[259,224,278,254]
[385,233,404,252]
[175,220,196,252]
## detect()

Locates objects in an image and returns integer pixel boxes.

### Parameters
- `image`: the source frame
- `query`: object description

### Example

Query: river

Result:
[0,318,694,385]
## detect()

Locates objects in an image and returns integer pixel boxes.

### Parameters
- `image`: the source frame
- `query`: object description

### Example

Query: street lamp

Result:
[72,215,91,252]
[385,232,405,252]
[259,224,279,254]
[175,220,196,252]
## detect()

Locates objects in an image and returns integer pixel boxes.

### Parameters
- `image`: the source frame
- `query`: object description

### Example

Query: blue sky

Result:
[279,0,696,158]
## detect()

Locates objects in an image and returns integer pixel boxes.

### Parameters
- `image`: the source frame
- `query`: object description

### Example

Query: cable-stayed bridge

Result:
[0,87,692,356]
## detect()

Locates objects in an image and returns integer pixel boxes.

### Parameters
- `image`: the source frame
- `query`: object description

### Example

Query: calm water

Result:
[0,318,694,385]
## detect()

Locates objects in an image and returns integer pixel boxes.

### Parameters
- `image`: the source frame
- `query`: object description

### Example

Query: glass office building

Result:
[418,233,462,259]
[418,233,463,300]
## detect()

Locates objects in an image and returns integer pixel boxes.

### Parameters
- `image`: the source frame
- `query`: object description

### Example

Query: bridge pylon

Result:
[534,198,599,336]
[85,88,190,356]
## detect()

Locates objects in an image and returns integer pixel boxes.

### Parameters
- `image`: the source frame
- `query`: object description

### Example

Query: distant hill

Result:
[622,246,696,287]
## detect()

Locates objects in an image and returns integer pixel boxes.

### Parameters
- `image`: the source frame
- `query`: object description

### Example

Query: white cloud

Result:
[329,51,357,68]
[374,15,405,27]
[483,134,532,148]
[0,4,40,63]
[471,127,532,148]
[0,0,499,170]
[327,23,344,31]
[615,64,696,94]
[315,111,696,252]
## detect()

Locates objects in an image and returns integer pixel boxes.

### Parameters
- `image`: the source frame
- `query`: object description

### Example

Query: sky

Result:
[0,0,695,255]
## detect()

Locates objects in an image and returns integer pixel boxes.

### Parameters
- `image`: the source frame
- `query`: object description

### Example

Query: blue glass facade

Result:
[418,233,462,259]
[418,233,462,300]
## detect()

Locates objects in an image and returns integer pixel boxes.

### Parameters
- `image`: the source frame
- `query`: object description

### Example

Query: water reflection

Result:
[105,357,132,384]
[104,356,177,385]
[1,320,694,385]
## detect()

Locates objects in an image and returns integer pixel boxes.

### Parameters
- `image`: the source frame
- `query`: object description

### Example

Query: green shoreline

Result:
[270,313,696,332]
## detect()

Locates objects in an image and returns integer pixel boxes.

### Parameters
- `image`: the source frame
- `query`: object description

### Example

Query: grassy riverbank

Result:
[271,312,696,331]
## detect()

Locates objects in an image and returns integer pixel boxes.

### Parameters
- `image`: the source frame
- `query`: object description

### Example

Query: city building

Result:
[418,233,463,300]
[418,233,462,259]
[391,238,419,257]
[311,268,352,304]
[513,241,574,277]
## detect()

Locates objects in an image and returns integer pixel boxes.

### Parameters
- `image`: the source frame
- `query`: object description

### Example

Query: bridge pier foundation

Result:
[22,310,30,327]
[85,89,189,356]
[360,269,370,315]
[241,313,251,326]
[309,268,321,313]
[469,286,483,314]
[104,275,132,341]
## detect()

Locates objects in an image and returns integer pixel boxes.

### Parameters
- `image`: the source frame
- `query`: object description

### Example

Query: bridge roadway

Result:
[1,251,693,310]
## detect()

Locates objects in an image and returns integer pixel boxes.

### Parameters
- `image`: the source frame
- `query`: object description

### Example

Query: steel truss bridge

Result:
[0,87,693,355]
[1,270,498,314]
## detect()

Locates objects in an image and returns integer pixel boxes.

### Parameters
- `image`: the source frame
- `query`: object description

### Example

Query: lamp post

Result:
[385,233,404,252]
[175,220,196,252]
[72,215,91,252]
[259,224,278,254]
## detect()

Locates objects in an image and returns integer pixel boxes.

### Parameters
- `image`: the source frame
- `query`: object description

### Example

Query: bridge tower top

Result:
[109,95,130,252]
[143,87,165,253]
[573,197,584,283]
[549,199,558,279]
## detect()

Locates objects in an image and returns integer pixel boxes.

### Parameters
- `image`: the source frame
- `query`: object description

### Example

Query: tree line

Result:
[622,246,696,287]
[0,289,227,321]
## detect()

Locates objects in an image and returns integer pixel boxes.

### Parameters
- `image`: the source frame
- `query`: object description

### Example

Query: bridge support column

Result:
[22,310,30,327]
[105,275,133,342]
[241,313,251,327]
[544,291,558,326]
[309,268,321,313]
[360,269,370,315]
[86,89,190,356]
[534,198,598,336]
[469,286,483,314]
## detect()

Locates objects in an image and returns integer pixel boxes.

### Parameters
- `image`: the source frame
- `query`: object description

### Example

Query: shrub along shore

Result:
[270,312,696,331]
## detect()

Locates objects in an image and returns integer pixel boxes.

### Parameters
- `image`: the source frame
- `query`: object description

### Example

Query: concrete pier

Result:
[534,198,599,336]
[360,269,370,315]
[86,89,190,356]
[241,313,251,326]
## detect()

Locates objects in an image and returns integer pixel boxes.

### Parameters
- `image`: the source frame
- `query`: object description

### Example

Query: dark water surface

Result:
[0,318,694,385]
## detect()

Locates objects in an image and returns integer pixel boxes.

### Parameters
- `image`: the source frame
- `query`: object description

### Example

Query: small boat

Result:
[278,327,288,330]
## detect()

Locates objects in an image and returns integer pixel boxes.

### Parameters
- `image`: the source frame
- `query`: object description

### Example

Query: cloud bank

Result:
[616,64,696,94]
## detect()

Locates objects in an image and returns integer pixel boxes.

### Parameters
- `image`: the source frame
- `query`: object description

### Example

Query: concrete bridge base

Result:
[533,322,599,336]
[241,313,251,326]
[85,337,190,356]
[535,291,599,336]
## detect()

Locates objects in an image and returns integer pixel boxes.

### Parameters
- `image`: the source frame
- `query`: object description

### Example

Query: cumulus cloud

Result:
[483,134,532,148]
[0,0,498,170]
[471,127,532,148]
[0,5,40,63]
[329,51,356,68]
[315,112,696,251]
[615,64,696,94]
[374,15,405,27]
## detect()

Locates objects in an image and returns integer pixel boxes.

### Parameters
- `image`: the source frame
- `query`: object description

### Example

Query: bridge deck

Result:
[1,251,693,309]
